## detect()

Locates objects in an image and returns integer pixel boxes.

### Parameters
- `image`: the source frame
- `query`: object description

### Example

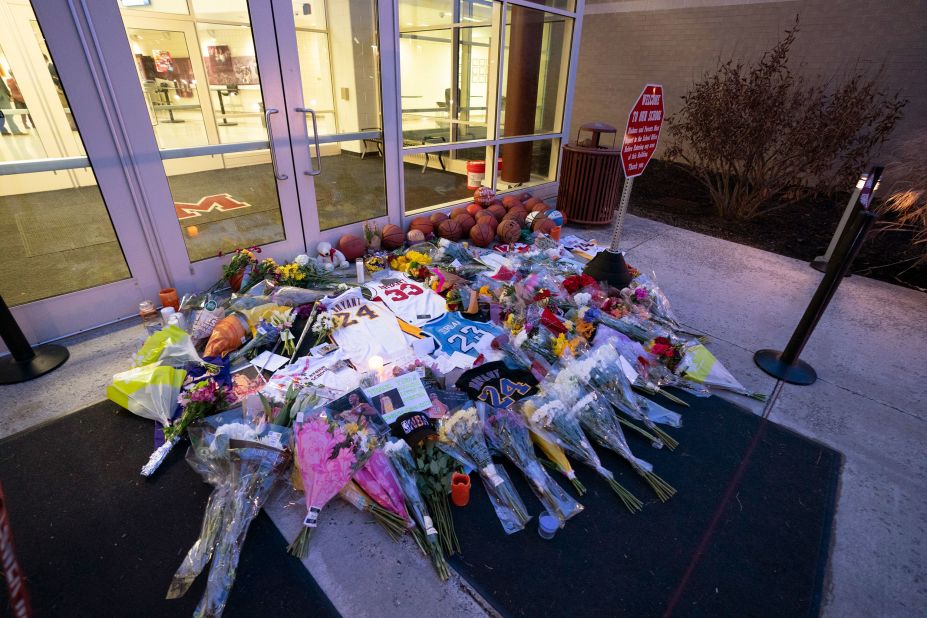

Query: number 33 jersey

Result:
[325,288,410,367]
[366,274,447,326]
[421,312,503,359]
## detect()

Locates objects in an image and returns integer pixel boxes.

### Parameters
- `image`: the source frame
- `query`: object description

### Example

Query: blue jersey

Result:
[422,312,503,358]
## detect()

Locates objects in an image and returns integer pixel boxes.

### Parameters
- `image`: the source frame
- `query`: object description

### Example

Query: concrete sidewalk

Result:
[1,213,924,616]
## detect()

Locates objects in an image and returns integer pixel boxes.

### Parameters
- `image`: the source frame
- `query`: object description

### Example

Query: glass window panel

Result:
[293,0,327,29]
[302,0,387,230]
[403,144,490,213]
[399,0,492,29]
[1,10,130,306]
[500,6,572,138]
[497,138,559,192]
[119,1,287,261]
[126,27,209,148]
[119,0,189,15]
[519,0,575,11]
[400,24,492,145]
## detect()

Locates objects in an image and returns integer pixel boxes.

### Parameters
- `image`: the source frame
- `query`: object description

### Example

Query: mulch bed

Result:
[627,160,926,291]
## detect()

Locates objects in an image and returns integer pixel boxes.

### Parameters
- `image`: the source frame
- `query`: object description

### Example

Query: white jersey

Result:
[324,288,410,367]
[366,274,447,326]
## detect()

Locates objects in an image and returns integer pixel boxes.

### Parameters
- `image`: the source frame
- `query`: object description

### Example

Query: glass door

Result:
[0,0,163,346]
[271,0,398,246]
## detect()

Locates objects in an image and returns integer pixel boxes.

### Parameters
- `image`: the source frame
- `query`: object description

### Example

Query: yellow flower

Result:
[552,333,567,357]
[344,422,360,434]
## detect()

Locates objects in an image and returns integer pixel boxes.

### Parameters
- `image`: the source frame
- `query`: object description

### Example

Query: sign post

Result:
[585,84,664,286]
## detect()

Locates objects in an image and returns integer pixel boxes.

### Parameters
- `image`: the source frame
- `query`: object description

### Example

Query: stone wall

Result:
[571,0,927,177]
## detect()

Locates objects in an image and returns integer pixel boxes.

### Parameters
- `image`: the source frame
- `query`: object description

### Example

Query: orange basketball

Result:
[524,197,541,208]
[519,192,532,202]
[338,234,366,261]
[430,212,449,225]
[407,229,426,244]
[474,186,496,206]
[381,223,405,249]
[530,211,549,231]
[469,223,495,247]
[451,207,470,219]
[535,218,557,236]
[455,213,476,234]
[501,195,521,210]
[503,210,526,227]
[437,218,462,241]
[475,212,498,232]
[409,216,433,237]
[466,202,484,216]
[530,201,549,213]
[497,219,522,244]
[487,203,506,220]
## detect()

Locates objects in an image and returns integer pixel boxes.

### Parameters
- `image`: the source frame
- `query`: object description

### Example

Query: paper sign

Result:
[362,373,431,424]
[250,351,289,372]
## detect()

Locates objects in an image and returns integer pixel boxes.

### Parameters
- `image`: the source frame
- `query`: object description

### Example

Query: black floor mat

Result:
[0,403,339,617]
[448,393,842,618]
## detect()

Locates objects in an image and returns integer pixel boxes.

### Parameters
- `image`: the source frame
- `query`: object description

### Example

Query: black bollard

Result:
[0,295,69,384]
[754,208,878,385]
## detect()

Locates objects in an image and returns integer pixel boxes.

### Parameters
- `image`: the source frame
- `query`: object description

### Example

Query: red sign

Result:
[174,193,252,220]
[621,84,664,178]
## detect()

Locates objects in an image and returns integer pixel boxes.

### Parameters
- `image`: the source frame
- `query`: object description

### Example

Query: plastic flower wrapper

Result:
[107,363,187,476]
[169,377,236,442]
[579,305,663,345]
[338,480,411,541]
[579,343,679,450]
[442,405,531,534]
[227,320,280,364]
[166,410,290,617]
[412,438,461,555]
[383,438,449,581]
[593,329,691,408]
[570,390,676,502]
[517,394,643,513]
[676,342,767,401]
[480,404,583,527]
[354,449,416,540]
[288,405,387,557]
[529,430,585,495]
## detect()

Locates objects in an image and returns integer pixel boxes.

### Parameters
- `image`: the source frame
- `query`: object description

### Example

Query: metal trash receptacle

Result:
[558,122,623,225]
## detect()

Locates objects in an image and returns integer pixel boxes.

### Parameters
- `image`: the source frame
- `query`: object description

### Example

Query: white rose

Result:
[295,254,310,266]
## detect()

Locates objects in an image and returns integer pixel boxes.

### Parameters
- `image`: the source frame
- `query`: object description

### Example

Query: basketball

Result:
[338,234,366,261]
[451,207,470,219]
[469,223,495,247]
[535,219,557,236]
[519,192,532,202]
[455,213,476,234]
[497,219,521,244]
[487,203,506,220]
[437,218,462,240]
[530,201,549,213]
[381,223,405,249]
[531,212,549,231]
[501,195,521,210]
[474,186,496,206]
[503,210,526,227]
[475,212,498,231]
[524,197,541,208]
[430,212,449,225]
[409,216,433,237]
[407,229,426,244]
[547,210,565,226]
[466,202,484,216]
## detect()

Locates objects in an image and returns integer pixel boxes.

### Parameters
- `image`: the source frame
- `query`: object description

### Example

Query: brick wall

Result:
[571,0,927,175]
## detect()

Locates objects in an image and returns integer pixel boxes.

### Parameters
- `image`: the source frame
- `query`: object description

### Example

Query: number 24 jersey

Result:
[325,288,409,366]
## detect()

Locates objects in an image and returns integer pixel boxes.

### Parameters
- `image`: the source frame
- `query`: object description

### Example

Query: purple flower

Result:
[634,287,649,302]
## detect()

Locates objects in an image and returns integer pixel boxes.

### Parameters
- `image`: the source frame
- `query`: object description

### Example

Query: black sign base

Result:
[810,258,851,277]
[583,249,633,288]
[0,344,69,385]
[753,349,817,386]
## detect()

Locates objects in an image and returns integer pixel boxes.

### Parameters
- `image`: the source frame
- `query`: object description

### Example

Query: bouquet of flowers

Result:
[412,439,461,555]
[481,405,583,526]
[580,305,664,345]
[572,391,676,502]
[288,407,386,557]
[442,406,531,534]
[530,430,585,495]
[168,377,235,443]
[383,439,449,581]
[518,394,643,513]
[338,480,410,541]
[354,449,416,541]
[166,411,290,616]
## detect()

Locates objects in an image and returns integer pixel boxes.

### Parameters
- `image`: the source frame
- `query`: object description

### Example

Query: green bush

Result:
[665,20,906,220]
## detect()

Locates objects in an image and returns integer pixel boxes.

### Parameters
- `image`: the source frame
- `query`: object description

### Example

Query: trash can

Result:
[557,122,623,225]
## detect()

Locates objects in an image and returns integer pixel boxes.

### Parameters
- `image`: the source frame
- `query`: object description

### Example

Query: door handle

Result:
[294,107,322,176]
[264,108,288,180]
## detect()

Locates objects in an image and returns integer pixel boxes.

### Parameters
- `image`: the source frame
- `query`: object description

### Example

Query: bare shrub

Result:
[879,132,927,266]
[665,19,906,220]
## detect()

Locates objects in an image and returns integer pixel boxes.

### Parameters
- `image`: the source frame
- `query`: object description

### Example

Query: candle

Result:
[356,258,365,283]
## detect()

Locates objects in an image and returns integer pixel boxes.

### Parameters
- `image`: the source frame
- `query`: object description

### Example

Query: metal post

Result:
[0,295,69,384]
[754,209,878,385]
[811,167,883,273]
[609,176,635,251]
